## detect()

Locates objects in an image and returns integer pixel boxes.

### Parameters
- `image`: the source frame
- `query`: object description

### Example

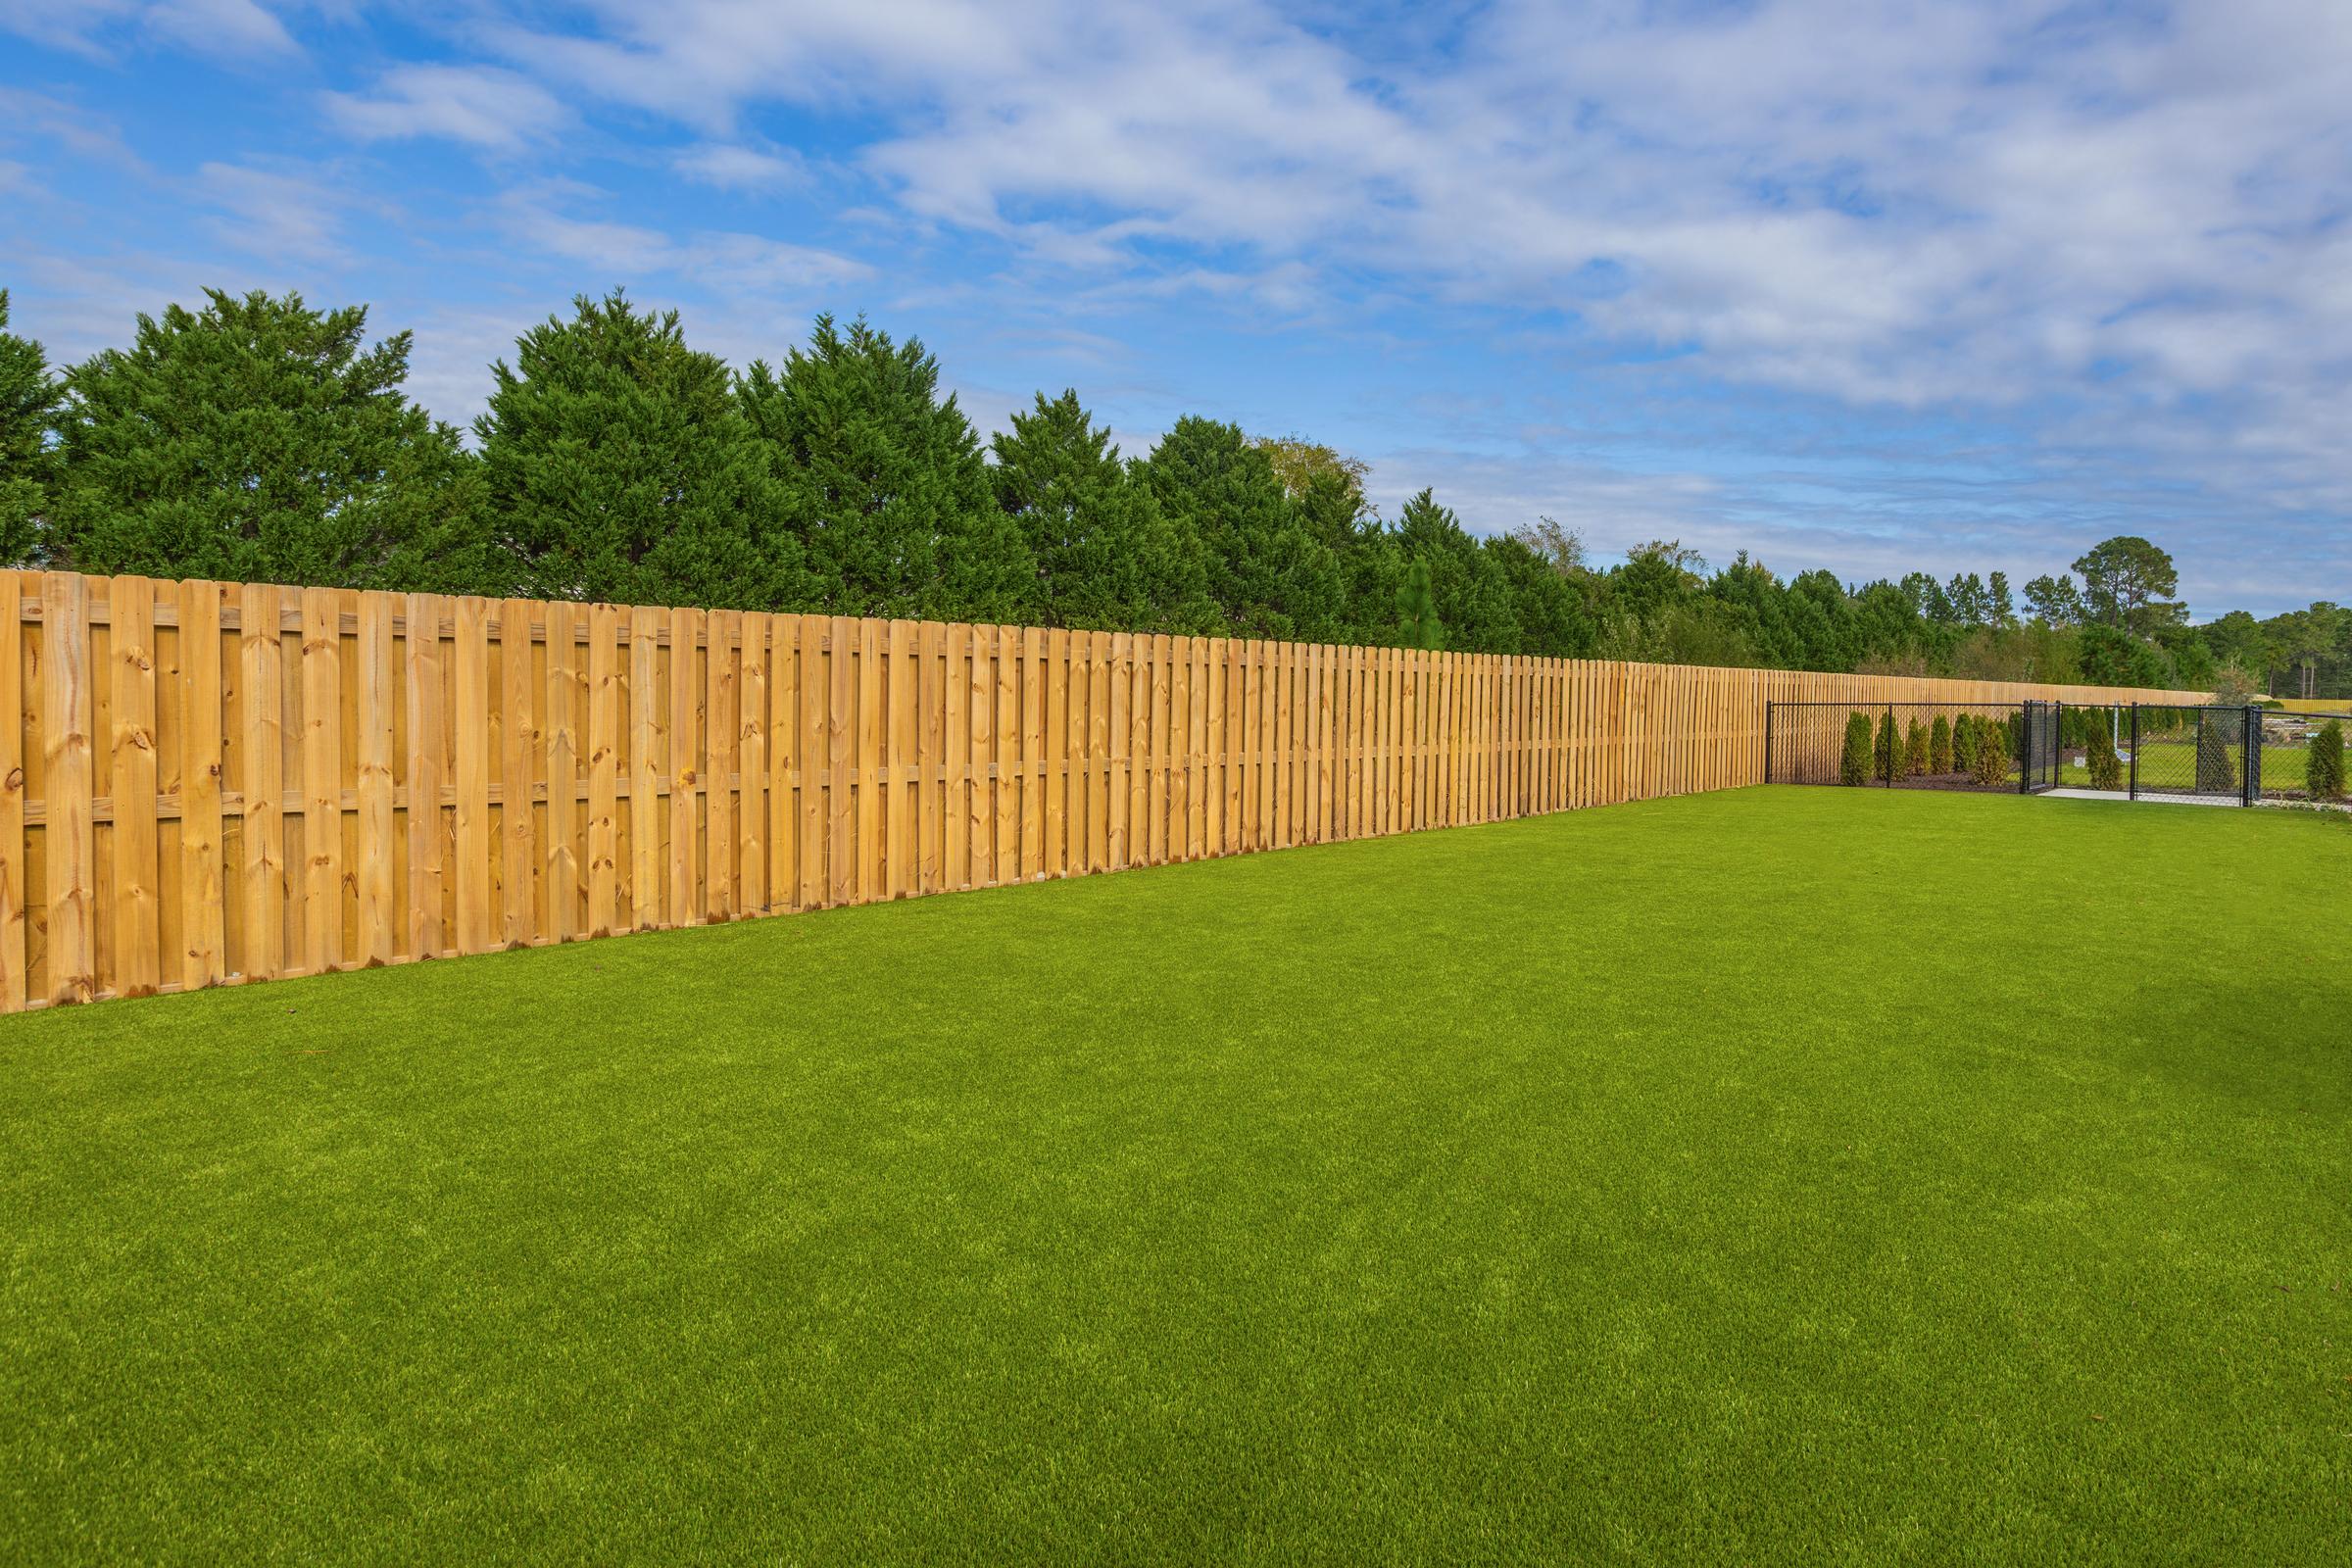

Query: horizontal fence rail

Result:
[0,569,2199,1011]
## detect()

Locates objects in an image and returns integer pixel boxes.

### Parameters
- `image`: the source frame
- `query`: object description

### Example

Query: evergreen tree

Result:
[49,288,487,590]
[1396,558,1441,650]
[1873,710,1900,782]
[1487,533,1594,657]
[0,289,56,565]
[2308,719,2345,802]
[477,292,786,610]
[741,315,1028,621]
[2195,709,2237,795]
[1930,713,1953,774]
[1394,489,1518,652]
[1140,416,1341,640]
[1840,711,1875,786]
[2086,719,2123,790]
[1905,715,1929,776]
[1974,715,2010,786]
[989,390,1212,631]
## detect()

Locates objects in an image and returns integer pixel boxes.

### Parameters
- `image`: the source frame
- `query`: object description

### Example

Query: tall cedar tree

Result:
[1874,710,1900,782]
[1930,712,1953,774]
[478,291,789,609]
[1840,711,1875,786]
[1140,416,1342,640]
[0,290,56,565]
[1905,716,1929,775]
[740,315,1029,621]
[2308,719,2345,801]
[989,391,1214,632]
[2086,721,2124,790]
[50,289,487,589]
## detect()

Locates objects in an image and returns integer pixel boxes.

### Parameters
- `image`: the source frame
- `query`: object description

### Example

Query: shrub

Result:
[1840,711,1874,786]
[1929,713,1952,774]
[2309,719,2345,802]
[2196,710,2236,795]
[1973,716,2010,786]
[2086,721,2123,791]
[1952,713,1976,771]
[1905,717,1929,776]
[1873,710,1899,783]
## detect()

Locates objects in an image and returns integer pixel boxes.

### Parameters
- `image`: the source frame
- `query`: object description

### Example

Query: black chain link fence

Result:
[1765,701,2292,807]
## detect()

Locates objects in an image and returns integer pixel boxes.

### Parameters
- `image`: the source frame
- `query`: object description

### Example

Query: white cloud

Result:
[324,65,567,150]
[0,0,296,60]
[493,185,871,302]
[196,160,347,262]
[673,142,807,192]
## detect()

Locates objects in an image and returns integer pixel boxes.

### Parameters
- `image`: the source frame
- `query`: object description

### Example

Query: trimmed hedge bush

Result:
[1840,711,1874,786]
[1929,713,1952,774]
[1874,710,1899,783]
[1905,717,1929,776]
[2310,719,2345,802]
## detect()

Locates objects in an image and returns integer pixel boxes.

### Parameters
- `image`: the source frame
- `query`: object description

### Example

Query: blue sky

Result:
[3,0,2347,617]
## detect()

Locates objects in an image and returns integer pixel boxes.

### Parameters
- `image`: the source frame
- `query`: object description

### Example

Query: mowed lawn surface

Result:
[4,789,2348,1565]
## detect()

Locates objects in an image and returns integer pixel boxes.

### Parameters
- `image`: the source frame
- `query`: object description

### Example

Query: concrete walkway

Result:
[2042,788,2240,808]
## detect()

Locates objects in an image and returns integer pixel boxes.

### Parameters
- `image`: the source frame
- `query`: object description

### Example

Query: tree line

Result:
[0,285,2340,697]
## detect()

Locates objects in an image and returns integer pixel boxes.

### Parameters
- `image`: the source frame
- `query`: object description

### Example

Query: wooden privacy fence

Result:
[0,568,2195,1012]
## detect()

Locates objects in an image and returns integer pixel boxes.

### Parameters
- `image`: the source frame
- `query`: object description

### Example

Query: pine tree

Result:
[1140,416,1343,640]
[0,289,56,566]
[478,292,794,610]
[1840,711,1874,786]
[989,390,1212,631]
[741,315,1028,621]
[1873,710,1899,782]
[49,289,488,590]
[1905,716,1929,776]
[1930,713,1953,774]
[1396,558,1441,650]
[2308,719,2345,802]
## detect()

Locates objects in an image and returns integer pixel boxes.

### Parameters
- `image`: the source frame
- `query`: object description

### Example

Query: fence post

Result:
[1885,704,1894,787]
[2129,704,2138,800]
[1764,702,1774,785]
[2243,705,2259,806]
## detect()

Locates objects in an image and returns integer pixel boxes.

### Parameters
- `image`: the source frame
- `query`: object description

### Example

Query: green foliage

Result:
[2308,720,2345,802]
[2195,710,2237,794]
[741,313,1027,619]
[1396,558,1441,650]
[479,291,786,609]
[1873,710,1899,782]
[990,390,1212,632]
[1141,416,1342,639]
[9,286,2338,692]
[1905,716,1929,776]
[48,289,487,590]
[1973,716,2010,786]
[2086,722,2123,791]
[2074,535,2185,635]
[1929,713,1953,774]
[1840,711,1874,786]
[1952,713,1976,772]
[0,289,56,565]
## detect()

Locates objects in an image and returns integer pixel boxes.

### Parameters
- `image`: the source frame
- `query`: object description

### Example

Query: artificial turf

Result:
[4,787,2348,1564]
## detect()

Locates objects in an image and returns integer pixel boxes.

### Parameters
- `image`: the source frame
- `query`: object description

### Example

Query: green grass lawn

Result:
[5,788,2348,1564]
